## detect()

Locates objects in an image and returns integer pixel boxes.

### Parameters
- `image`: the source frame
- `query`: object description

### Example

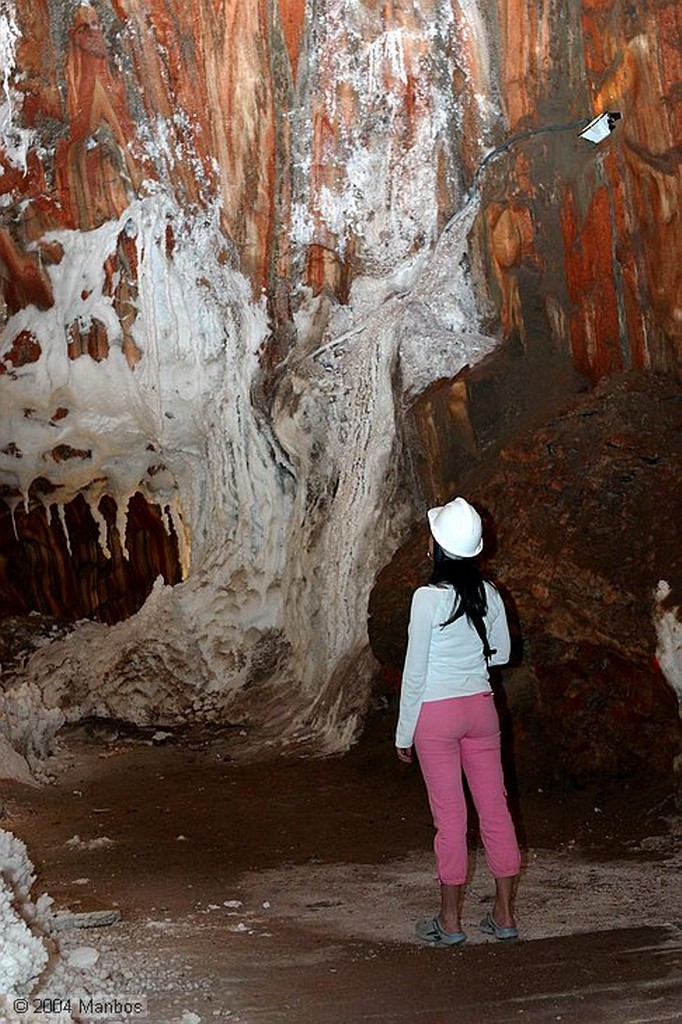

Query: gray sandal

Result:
[416,916,467,947]
[480,911,518,940]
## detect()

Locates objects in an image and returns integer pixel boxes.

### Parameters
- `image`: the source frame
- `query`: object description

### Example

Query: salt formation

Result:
[0,829,51,997]
[0,1,503,760]
[654,581,682,708]
[0,4,32,173]
[0,830,142,1016]
[3,187,498,762]
[65,947,99,969]
[0,732,36,785]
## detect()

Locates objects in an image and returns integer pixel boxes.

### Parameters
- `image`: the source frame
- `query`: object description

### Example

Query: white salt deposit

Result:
[0,830,51,997]
[0,733,36,785]
[0,4,34,174]
[66,946,100,969]
[654,580,682,707]
[2,192,500,763]
[0,678,66,774]
[65,835,115,851]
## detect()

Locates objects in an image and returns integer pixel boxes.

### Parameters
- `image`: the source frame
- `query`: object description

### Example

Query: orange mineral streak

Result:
[658,2,682,144]
[56,5,150,230]
[488,204,535,340]
[561,187,623,381]
[14,0,62,127]
[500,0,539,128]
[208,0,276,288]
[450,0,494,181]
[118,0,278,287]
[277,0,306,83]
[584,8,682,375]
[602,148,647,373]
[306,93,342,298]
[110,0,210,210]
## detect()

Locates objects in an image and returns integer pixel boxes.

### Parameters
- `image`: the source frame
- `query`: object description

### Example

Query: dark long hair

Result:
[430,541,495,659]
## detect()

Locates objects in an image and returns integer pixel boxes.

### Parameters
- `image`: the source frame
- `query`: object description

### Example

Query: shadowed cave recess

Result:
[0,0,680,803]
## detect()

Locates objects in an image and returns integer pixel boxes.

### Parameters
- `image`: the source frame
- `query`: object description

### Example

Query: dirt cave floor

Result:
[2,714,681,1024]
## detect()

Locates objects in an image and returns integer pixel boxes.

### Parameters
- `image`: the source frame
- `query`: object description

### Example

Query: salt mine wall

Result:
[0,0,680,773]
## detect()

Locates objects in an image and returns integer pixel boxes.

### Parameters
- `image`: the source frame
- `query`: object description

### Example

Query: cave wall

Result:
[472,0,681,382]
[370,372,682,786]
[0,1,680,764]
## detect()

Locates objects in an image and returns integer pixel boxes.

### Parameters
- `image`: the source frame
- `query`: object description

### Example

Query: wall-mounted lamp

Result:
[578,112,622,145]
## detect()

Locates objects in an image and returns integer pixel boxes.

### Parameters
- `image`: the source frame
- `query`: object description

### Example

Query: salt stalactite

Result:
[86,495,112,561]
[54,503,73,558]
[5,495,20,543]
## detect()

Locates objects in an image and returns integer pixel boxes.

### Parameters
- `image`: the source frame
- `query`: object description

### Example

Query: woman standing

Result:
[396,496,521,947]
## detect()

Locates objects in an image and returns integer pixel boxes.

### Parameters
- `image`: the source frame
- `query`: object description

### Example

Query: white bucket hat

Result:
[427,497,483,559]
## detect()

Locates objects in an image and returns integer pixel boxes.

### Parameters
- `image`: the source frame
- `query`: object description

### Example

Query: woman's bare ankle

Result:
[491,904,515,928]
[439,914,463,934]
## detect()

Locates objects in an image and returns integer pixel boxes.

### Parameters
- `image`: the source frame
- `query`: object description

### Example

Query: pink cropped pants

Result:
[413,691,521,886]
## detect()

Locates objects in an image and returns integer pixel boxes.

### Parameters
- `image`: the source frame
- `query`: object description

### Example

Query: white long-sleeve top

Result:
[395,581,511,748]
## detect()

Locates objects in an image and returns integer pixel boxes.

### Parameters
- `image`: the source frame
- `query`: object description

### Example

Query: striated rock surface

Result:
[472,0,682,381]
[0,1,680,764]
